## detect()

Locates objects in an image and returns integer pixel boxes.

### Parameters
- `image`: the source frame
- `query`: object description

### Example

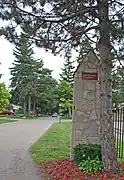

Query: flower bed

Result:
[40,159,124,180]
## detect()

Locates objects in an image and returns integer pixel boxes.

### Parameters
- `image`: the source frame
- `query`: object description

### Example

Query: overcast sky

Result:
[0,36,67,87]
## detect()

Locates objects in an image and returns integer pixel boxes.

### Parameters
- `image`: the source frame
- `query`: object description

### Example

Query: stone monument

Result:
[71,51,101,155]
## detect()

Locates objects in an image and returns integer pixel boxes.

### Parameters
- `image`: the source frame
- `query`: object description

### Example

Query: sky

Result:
[0,36,67,87]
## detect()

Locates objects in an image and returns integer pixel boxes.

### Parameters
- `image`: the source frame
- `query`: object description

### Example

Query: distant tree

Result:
[76,39,92,64]
[112,91,121,104]
[59,49,75,85]
[0,82,11,111]
[57,80,73,116]
[36,68,59,115]
[112,67,124,103]
[10,37,43,113]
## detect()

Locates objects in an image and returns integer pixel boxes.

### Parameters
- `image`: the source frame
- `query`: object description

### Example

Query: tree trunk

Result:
[28,96,31,113]
[24,101,26,115]
[69,106,71,116]
[98,0,118,171]
[33,100,36,112]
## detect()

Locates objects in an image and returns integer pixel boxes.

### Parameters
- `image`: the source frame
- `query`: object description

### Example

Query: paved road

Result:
[0,117,57,180]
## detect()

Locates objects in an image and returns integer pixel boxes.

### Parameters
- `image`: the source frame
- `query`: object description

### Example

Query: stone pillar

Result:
[71,51,101,157]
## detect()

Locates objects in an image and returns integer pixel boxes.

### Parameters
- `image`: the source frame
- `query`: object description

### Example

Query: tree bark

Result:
[69,106,72,116]
[28,95,31,113]
[98,0,118,171]
[24,101,26,115]
[33,100,36,112]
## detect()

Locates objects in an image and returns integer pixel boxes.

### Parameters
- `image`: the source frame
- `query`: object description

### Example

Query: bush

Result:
[74,144,102,165]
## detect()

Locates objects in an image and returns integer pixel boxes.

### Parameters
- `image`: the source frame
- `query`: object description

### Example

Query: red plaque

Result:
[82,72,98,80]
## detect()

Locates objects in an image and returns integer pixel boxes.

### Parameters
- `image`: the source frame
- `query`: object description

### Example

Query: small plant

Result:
[78,156,102,173]
[74,143,102,164]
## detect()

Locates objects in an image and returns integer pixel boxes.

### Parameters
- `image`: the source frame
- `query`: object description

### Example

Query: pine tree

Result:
[59,49,75,85]
[10,37,43,113]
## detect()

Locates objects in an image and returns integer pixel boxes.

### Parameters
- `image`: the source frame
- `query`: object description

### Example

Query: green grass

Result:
[0,119,16,124]
[62,115,72,120]
[0,114,40,119]
[29,122,72,163]
[116,139,124,160]
[29,122,124,164]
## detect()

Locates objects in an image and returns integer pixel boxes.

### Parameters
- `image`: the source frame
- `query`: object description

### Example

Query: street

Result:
[0,117,57,180]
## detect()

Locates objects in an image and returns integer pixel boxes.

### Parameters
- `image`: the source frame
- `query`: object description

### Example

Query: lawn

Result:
[0,119,16,124]
[0,114,40,119]
[29,122,72,163]
[29,122,124,164]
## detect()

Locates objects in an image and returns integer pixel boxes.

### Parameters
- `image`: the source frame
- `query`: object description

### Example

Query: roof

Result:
[73,49,99,77]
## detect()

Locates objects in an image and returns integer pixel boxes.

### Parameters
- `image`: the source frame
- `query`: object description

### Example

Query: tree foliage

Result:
[112,67,124,103]
[0,0,123,59]
[10,38,58,114]
[57,80,73,115]
[59,49,75,85]
[0,82,11,111]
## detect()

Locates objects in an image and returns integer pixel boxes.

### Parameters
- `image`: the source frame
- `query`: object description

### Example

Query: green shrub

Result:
[74,144,102,165]
[78,156,102,173]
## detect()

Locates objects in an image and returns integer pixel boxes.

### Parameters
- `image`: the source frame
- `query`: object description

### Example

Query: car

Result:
[27,111,36,115]
[52,113,58,117]
[0,110,14,115]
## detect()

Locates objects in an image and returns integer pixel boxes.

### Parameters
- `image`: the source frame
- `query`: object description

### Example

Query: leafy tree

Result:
[112,91,121,104]
[35,68,59,114]
[57,80,73,116]
[0,82,11,111]
[60,49,75,85]
[0,0,124,170]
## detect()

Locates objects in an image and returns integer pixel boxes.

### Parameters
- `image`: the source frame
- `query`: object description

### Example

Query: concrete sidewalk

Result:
[0,118,56,180]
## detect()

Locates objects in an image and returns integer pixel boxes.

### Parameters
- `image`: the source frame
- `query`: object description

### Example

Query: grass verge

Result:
[0,114,40,119]
[0,119,16,124]
[29,122,72,163]
[29,122,124,164]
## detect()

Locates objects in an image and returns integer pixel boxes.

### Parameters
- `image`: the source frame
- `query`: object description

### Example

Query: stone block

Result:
[74,79,83,90]
[82,99,90,106]
[72,122,82,130]
[96,90,100,100]
[84,81,96,90]
[75,130,82,141]
[95,99,100,108]
[83,102,95,111]
[89,109,97,120]
[83,121,99,136]
[87,62,98,68]
[96,109,100,119]
[85,68,97,73]
[84,91,88,98]
[96,81,100,89]
[86,91,96,101]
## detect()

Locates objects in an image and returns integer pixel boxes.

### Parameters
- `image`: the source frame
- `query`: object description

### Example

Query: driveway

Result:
[0,117,57,180]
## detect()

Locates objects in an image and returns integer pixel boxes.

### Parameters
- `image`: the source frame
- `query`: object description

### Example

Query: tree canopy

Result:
[59,49,75,85]
[0,0,123,60]
[0,82,11,111]
[10,38,58,114]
